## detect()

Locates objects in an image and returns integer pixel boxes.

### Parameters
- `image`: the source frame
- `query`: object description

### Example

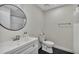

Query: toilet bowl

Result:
[42,40,54,53]
[42,41,54,48]
[38,32,54,48]
[38,32,54,53]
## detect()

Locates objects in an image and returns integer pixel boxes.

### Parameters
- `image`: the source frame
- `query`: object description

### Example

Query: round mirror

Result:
[0,4,27,31]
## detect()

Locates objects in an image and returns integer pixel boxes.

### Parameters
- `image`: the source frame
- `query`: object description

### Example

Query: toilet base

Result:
[42,44,53,53]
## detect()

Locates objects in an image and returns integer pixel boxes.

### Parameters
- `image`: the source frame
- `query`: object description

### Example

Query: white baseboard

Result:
[54,45,74,53]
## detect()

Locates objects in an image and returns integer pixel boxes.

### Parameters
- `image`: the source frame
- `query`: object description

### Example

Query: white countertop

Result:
[0,36,38,54]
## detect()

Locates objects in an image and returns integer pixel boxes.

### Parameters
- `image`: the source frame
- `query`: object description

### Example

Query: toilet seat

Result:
[42,41,54,47]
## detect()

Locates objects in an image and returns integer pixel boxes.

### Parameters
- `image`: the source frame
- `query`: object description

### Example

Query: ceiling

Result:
[37,4,64,11]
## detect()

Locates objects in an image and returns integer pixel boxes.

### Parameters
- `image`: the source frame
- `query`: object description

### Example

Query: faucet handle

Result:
[24,32,27,34]
[16,35,20,39]
[12,35,20,41]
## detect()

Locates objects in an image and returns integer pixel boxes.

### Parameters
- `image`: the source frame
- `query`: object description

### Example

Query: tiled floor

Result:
[38,47,73,54]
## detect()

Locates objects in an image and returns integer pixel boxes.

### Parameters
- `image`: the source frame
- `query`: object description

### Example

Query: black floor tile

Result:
[38,47,73,54]
[53,47,73,54]
[38,48,49,54]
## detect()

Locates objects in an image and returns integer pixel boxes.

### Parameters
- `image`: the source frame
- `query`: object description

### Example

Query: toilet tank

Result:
[38,33,46,42]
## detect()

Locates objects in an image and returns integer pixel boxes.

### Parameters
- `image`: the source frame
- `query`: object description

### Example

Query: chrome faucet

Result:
[13,35,20,41]
[24,32,27,35]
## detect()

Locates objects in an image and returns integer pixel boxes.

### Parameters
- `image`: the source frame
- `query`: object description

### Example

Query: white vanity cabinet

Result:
[4,38,38,54]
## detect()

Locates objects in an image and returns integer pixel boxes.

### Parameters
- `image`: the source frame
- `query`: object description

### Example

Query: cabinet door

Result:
[29,46,38,54]
[21,45,38,54]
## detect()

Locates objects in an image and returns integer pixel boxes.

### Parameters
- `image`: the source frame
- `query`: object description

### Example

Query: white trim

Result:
[54,45,74,53]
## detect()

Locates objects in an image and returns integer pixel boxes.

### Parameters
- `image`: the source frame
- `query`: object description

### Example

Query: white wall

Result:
[73,6,79,53]
[43,5,75,52]
[0,4,44,42]
[73,24,79,53]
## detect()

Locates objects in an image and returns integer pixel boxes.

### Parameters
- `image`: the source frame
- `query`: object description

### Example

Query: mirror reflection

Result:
[0,4,27,31]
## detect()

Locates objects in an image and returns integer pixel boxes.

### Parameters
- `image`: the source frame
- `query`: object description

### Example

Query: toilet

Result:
[39,33,54,53]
